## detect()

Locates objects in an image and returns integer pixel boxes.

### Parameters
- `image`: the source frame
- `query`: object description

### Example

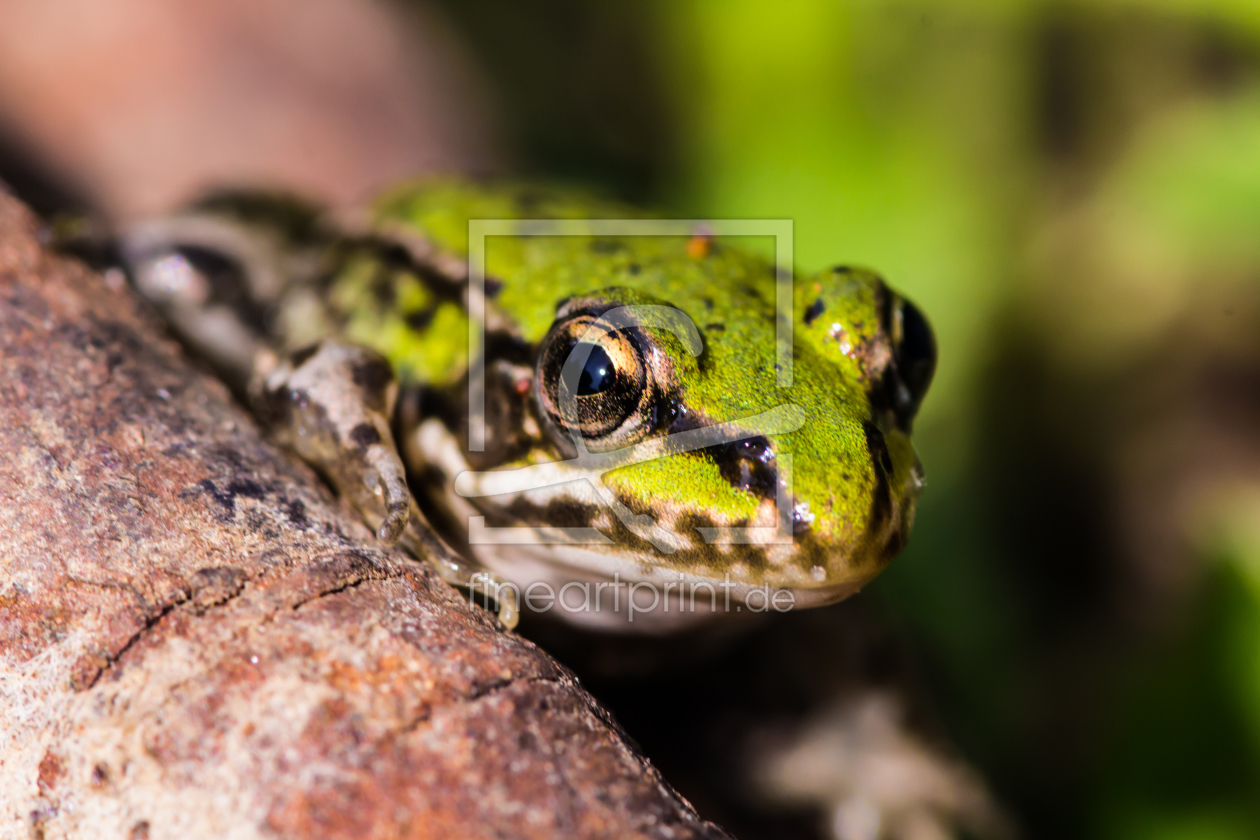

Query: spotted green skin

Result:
[331,180,925,594]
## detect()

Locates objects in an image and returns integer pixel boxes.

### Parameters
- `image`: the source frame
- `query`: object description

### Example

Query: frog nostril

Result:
[706,436,778,499]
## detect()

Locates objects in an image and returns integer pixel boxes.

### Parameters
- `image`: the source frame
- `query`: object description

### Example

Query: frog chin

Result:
[409,418,871,632]
[463,538,863,634]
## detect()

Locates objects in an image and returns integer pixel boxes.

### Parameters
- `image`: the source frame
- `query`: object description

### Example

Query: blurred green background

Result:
[433,0,1260,837]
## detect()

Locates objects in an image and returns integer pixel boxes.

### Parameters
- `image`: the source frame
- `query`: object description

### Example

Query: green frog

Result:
[119,181,935,632]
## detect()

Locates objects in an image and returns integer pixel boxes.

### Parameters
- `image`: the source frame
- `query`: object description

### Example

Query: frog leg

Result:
[252,339,519,628]
[253,340,410,544]
[119,203,518,627]
[397,500,519,630]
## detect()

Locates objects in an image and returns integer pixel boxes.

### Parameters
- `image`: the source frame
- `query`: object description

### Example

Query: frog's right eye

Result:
[535,314,656,452]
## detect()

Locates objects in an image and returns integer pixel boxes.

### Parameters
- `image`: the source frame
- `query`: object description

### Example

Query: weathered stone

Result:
[0,186,728,840]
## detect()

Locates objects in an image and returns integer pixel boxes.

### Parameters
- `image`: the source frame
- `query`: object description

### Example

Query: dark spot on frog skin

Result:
[257,384,299,428]
[803,297,826,326]
[862,421,894,476]
[349,422,382,449]
[289,344,319,367]
[627,263,641,276]
[174,245,271,333]
[833,265,853,274]
[862,421,895,532]
[498,495,771,573]
[192,189,328,245]
[503,496,596,530]
[484,329,534,365]
[882,519,908,557]
[716,437,780,499]
[369,267,396,307]
[350,357,393,397]
[403,308,436,331]
[704,323,726,332]
[688,427,782,502]
[676,512,719,546]
[702,296,715,310]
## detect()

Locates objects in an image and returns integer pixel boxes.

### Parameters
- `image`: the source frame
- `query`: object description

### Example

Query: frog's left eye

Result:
[880,292,937,430]
[535,314,656,451]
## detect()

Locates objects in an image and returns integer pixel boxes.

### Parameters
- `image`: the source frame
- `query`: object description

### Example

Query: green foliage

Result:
[647,0,1260,836]
[433,0,1260,833]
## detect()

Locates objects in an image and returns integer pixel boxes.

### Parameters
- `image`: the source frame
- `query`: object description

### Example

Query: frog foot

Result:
[253,339,411,545]
[253,340,518,629]
[397,501,521,631]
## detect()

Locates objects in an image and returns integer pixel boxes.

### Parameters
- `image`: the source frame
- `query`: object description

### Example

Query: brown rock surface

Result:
[0,187,728,840]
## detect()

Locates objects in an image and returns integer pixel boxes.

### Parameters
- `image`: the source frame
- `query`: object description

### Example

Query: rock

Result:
[0,186,728,840]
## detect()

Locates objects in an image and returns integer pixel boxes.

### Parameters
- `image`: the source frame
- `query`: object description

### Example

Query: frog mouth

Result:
[453,403,808,553]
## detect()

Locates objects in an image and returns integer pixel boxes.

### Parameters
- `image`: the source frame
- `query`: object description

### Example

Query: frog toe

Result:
[254,339,414,545]
[368,444,411,545]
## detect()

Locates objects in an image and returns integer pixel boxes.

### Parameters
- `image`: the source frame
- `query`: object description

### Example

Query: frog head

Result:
[390,188,936,625]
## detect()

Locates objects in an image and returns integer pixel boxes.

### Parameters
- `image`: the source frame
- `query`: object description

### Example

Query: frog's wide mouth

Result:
[464,540,870,634]
[409,409,914,608]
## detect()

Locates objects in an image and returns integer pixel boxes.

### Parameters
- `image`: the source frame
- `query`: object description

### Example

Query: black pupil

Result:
[575,343,615,396]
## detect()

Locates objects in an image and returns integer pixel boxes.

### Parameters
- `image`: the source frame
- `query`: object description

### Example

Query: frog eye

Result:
[883,294,937,429]
[535,314,655,450]
[894,298,935,402]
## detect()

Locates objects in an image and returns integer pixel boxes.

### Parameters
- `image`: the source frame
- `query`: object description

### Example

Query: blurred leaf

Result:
[1089,0,1260,36]
[653,0,1035,453]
